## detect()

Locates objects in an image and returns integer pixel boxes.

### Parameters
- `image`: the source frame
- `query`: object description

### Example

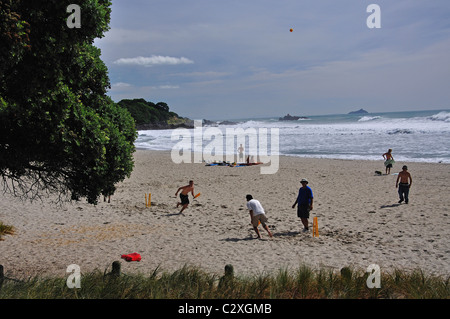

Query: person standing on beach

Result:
[383,149,395,175]
[396,166,412,204]
[238,144,244,162]
[292,178,314,232]
[175,180,195,214]
[246,195,273,239]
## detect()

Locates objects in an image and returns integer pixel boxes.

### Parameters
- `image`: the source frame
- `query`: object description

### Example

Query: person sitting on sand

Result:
[246,195,273,239]
[175,180,195,214]
[292,178,314,232]
[396,165,412,204]
[383,149,395,175]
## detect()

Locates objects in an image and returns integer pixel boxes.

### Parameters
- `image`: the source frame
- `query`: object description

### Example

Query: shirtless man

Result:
[238,144,244,162]
[175,180,195,214]
[396,166,412,204]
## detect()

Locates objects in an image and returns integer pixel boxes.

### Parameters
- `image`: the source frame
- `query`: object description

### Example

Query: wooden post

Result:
[224,264,234,278]
[111,261,121,277]
[0,264,4,289]
[219,264,235,289]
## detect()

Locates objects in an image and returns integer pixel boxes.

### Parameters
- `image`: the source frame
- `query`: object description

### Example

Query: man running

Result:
[246,195,273,239]
[175,180,195,214]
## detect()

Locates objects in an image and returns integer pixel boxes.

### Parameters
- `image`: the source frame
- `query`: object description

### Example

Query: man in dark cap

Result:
[292,178,314,232]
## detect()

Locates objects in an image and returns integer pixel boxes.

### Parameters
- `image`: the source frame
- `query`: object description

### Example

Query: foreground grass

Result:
[0,222,14,241]
[0,264,448,299]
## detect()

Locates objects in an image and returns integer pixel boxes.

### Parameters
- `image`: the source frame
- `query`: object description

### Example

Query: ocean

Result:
[136,109,450,164]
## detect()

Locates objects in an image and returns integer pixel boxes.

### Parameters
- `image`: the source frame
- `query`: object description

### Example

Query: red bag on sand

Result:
[121,252,141,262]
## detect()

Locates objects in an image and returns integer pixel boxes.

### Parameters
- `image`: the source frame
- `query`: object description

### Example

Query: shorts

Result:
[180,194,189,205]
[297,204,310,219]
[251,214,268,227]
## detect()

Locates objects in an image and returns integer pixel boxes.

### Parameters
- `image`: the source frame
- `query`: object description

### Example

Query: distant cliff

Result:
[117,98,193,130]
[348,108,368,114]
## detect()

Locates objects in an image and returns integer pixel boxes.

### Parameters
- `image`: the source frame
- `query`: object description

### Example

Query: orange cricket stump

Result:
[312,217,319,237]
[145,193,151,207]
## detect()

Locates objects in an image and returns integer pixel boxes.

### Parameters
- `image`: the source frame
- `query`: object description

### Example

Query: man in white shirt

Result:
[246,195,273,239]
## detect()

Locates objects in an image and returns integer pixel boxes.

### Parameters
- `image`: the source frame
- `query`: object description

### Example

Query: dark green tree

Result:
[0,0,137,204]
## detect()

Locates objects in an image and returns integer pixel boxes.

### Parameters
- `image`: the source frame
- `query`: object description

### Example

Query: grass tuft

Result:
[0,222,14,241]
[0,263,448,299]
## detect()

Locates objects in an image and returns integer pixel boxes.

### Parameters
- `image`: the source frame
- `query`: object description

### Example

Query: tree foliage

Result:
[0,0,137,204]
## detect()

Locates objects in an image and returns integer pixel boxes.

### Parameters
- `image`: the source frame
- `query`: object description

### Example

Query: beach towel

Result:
[121,252,141,262]
[384,159,395,167]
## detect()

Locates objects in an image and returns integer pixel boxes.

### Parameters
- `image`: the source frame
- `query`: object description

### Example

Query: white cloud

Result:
[156,85,180,89]
[172,71,232,78]
[111,82,132,87]
[113,55,194,67]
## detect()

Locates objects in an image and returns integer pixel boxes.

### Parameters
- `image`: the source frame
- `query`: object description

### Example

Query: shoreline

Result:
[138,148,450,169]
[1,149,449,279]
[136,146,450,166]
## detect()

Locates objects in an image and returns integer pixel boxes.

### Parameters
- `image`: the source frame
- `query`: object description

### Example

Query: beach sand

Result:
[1,150,449,279]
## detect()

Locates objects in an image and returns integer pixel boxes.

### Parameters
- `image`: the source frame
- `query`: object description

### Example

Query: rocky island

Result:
[279,114,308,121]
[348,108,369,114]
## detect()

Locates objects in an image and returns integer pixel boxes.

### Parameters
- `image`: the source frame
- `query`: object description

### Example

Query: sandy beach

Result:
[1,150,449,279]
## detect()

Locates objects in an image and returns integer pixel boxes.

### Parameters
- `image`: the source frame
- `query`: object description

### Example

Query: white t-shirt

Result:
[246,199,265,216]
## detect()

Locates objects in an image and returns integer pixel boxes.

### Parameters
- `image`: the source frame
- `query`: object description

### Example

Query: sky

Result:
[94,0,450,120]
